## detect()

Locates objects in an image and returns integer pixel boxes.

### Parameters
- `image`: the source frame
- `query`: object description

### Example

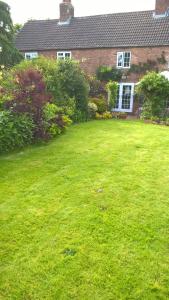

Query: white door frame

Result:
[113,83,134,113]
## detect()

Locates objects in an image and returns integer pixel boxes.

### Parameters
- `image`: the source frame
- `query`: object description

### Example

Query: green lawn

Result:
[1,120,169,300]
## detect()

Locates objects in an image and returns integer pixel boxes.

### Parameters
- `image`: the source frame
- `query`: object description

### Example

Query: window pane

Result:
[65,52,71,58]
[26,55,31,60]
[124,52,131,67]
[57,52,71,60]
[25,52,38,60]
[117,53,123,67]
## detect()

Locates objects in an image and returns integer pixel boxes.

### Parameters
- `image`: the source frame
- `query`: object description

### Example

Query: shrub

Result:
[90,96,107,113]
[106,81,118,110]
[54,60,89,117]
[43,103,62,121]
[165,118,169,126]
[96,112,103,120]
[0,111,34,153]
[13,57,89,118]
[4,68,52,139]
[96,66,122,82]
[136,72,169,119]
[96,111,112,120]
[102,111,112,119]
[88,102,98,119]
[43,103,72,138]
[87,75,105,97]
[13,56,58,98]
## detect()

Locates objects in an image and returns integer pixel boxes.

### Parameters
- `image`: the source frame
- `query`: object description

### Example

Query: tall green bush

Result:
[106,81,118,110]
[55,60,89,118]
[136,72,169,119]
[0,111,34,153]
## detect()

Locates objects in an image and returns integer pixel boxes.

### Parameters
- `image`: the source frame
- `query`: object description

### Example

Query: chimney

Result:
[59,0,74,24]
[155,0,169,15]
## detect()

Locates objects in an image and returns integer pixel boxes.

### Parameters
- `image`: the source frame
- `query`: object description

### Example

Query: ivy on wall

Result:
[128,52,167,75]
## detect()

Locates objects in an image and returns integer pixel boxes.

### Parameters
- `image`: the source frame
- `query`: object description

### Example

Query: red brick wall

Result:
[38,46,169,82]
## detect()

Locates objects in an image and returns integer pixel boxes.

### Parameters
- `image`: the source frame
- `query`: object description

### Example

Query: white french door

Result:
[114,83,134,113]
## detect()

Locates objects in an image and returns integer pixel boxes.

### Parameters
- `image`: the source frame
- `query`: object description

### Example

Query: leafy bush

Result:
[96,111,112,120]
[96,66,122,82]
[0,57,90,153]
[102,111,112,119]
[106,81,118,110]
[136,72,169,119]
[13,57,89,118]
[88,102,98,119]
[43,103,72,138]
[90,96,107,113]
[95,112,103,120]
[54,60,89,117]
[13,56,57,97]
[87,75,105,97]
[0,111,34,153]
[3,68,52,139]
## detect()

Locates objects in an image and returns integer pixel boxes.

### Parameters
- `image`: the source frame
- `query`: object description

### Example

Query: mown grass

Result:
[0,120,169,300]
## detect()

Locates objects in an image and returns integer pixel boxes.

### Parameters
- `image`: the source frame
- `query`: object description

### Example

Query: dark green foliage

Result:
[96,65,122,82]
[55,60,89,116]
[106,81,118,110]
[0,111,34,153]
[0,1,23,67]
[137,72,169,119]
[87,75,105,97]
[129,60,158,75]
[13,23,23,35]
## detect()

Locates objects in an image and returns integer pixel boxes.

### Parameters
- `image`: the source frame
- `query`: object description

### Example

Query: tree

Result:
[136,72,169,119]
[13,23,23,35]
[0,1,23,68]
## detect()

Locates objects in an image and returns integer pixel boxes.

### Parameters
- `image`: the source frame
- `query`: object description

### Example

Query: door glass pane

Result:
[122,85,132,110]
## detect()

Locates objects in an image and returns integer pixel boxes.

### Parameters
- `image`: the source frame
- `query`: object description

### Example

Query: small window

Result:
[57,51,71,60]
[25,52,38,60]
[117,52,131,68]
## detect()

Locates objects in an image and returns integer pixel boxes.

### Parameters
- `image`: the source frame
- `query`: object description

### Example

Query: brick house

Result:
[16,0,169,113]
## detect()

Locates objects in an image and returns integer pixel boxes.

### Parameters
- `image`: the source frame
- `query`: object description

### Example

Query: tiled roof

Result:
[15,10,169,51]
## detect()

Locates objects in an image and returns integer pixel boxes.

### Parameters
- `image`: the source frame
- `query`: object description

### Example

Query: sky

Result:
[5,0,156,24]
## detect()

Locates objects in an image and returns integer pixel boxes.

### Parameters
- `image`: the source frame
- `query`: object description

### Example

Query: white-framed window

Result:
[113,83,134,113]
[57,51,71,60]
[117,52,131,68]
[25,52,38,60]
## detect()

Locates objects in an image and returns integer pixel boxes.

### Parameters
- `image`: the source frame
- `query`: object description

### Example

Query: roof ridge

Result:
[75,9,154,19]
[26,9,154,23]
